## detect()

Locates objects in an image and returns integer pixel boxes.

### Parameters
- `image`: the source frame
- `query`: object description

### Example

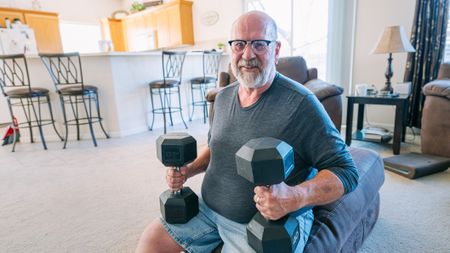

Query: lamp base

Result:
[380,84,393,93]
[382,53,394,94]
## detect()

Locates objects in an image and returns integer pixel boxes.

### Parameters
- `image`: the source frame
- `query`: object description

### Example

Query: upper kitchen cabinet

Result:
[153,0,194,48]
[23,12,62,53]
[101,18,127,51]
[104,0,194,51]
[122,11,150,51]
[0,7,62,53]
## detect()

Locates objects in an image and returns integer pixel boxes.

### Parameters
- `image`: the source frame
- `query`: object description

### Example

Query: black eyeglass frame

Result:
[227,40,276,53]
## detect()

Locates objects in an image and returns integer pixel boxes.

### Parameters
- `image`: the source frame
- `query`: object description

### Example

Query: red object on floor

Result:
[2,117,20,146]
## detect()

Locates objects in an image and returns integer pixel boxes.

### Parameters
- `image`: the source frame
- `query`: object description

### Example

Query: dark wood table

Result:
[345,94,409,155]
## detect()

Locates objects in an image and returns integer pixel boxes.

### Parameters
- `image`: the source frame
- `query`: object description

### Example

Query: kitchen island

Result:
[0,51,229,139]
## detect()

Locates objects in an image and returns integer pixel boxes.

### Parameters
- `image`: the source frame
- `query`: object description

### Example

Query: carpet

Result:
[0,122,449,253]
[352,138,450,253]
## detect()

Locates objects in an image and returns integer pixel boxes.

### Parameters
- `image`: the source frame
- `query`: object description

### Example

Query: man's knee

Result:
[140,219,163,243]
[136,219,183,253]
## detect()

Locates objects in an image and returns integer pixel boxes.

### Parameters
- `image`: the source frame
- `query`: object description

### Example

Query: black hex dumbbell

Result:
[156,132,198,224]
[235,137,300,253]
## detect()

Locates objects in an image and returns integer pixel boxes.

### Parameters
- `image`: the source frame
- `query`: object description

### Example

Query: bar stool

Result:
[189,51,222,123]
[39,52,110,149]
[0,54,63,152]
[148,51,187,134]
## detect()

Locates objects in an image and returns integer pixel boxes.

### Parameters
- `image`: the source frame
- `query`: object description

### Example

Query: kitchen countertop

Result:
[25,50,228,58]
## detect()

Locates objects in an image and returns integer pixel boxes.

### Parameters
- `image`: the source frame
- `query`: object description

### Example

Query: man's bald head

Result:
[229,11,280,89]
[231,11,278,40]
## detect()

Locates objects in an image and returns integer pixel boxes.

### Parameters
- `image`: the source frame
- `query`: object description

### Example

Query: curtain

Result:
[403,0,449,128]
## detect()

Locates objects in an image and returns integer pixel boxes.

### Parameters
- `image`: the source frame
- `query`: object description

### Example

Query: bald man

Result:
[136,11,358,253]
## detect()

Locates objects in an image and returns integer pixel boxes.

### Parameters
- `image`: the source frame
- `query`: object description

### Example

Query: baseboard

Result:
[111,126,149,137]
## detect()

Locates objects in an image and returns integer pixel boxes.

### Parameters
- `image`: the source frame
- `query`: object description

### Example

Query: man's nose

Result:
[242,43,256,59]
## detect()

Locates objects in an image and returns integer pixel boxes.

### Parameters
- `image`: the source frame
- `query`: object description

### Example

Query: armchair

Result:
[421,63,450,157]
[206,56,344,131]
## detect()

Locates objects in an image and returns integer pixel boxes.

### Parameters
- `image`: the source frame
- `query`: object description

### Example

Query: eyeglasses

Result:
[228,40,276,54]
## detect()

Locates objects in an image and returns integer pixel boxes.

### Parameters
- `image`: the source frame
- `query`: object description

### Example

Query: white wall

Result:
[351,0,415,128]
[190,0,242,48]
[0,0,123,23]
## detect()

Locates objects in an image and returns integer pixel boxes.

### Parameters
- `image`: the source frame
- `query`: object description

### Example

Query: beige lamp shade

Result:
[371,26,416,54]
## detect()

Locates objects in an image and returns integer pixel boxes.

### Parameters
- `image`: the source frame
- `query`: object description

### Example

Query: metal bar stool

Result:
[0,54,63,152]
[189,51,222,124]
[39,52,110,149]
[148,51,187,134]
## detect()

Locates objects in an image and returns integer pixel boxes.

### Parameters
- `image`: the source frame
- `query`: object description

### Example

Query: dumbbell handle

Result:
[171,167,183,195]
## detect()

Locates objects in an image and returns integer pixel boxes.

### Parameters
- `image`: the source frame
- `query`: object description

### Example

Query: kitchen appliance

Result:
[0,28,38,55]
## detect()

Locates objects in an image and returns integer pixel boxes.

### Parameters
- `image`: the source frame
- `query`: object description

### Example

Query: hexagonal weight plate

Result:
[247,212,300,253]
[235,137,294,186]
[159,187,199,224]
[156,132,197,167]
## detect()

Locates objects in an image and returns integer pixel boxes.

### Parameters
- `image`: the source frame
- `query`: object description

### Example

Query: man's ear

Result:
[274,41,281,64]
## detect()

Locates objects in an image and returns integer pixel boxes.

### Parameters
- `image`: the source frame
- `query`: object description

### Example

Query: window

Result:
[59,21,102,53]
[245,0,328,79]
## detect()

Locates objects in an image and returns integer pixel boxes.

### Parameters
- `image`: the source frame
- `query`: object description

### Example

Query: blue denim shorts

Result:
[160,198,314,253]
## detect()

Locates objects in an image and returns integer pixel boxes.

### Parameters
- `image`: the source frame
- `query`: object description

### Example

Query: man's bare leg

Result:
[135,219,185,253]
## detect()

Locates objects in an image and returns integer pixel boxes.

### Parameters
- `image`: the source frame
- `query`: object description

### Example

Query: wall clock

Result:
[201,11,219,26]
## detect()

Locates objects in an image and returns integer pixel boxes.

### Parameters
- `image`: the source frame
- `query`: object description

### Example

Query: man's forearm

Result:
[291,169,345,210]
[185,146,210,178]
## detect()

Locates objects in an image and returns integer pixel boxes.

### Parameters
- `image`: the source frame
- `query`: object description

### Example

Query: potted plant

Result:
[130,1,145,13]
[217,42,225,52]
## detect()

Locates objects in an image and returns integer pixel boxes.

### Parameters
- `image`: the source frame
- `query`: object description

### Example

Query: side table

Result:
[345,94,409,155]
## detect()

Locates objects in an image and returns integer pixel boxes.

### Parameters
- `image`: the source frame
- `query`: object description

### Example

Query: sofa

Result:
[208,56,385,252]
[421,63,450,157]
[206,56,344,131]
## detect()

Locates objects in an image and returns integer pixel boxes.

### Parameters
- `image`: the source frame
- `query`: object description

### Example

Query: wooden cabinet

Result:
[122,13,149,51]
[105,0,194,51]
[23,13,62,53]
[153,8,169,48]
[153,0,194,48]
[101,18,127,51]
[107,12,154,52]
[176,0,194,46]
[0,7,62,53]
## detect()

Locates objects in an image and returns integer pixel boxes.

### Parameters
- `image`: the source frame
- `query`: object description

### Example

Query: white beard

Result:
[231,58,275,89]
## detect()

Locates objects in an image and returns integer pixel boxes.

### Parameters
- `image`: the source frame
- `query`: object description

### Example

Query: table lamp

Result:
[371,25,415,93]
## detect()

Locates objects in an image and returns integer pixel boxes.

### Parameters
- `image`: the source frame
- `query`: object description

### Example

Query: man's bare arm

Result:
[185,146,211,179]
[166,146,210,191]
[291,169,345,208]
[254,169,345,219]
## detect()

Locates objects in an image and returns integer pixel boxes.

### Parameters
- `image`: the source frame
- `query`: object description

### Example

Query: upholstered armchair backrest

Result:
[421,78,450,157]
[276,56,317,84]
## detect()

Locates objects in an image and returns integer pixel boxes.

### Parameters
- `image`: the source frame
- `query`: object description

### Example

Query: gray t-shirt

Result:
[202,73,358,223]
